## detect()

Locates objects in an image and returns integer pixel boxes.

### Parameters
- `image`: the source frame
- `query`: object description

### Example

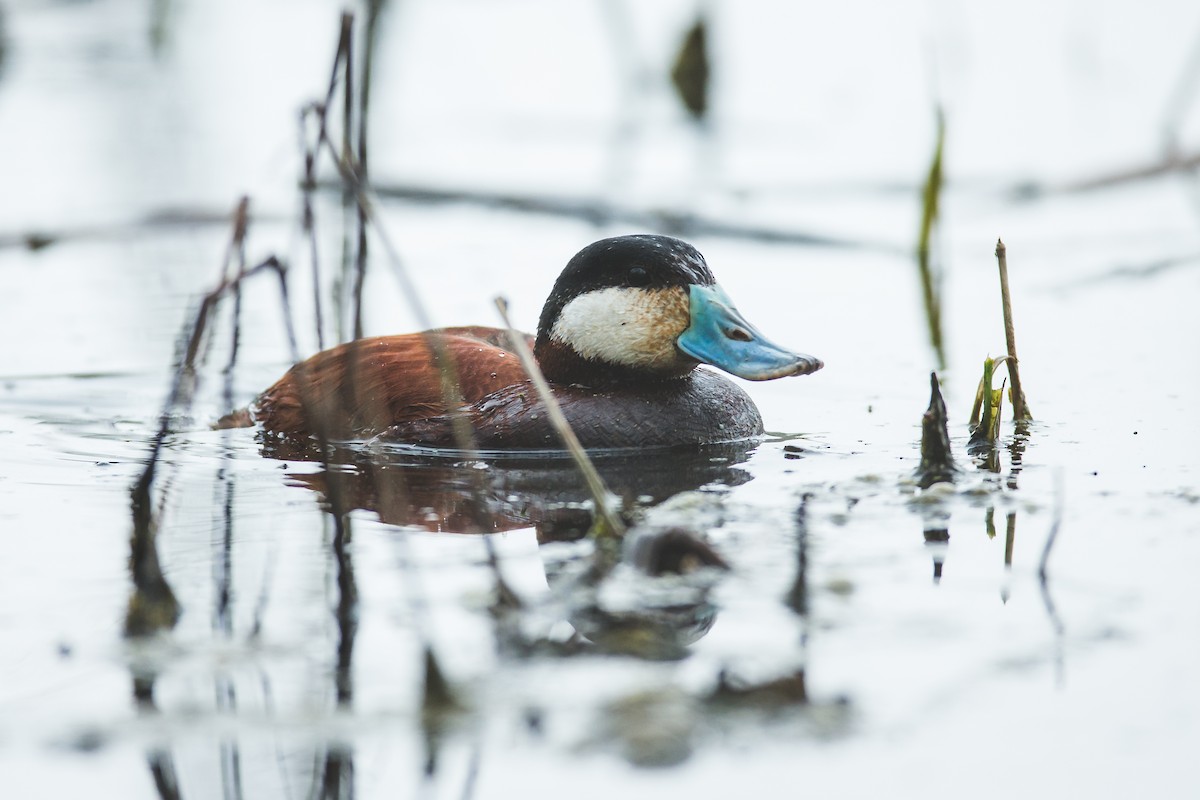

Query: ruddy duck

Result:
[243,235,822,449]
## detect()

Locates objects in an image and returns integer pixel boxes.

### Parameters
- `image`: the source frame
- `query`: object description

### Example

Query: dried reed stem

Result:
[995,239,1032,420]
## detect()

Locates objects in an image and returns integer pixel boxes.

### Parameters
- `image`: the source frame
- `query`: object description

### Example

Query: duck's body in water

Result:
[228,235,822,449]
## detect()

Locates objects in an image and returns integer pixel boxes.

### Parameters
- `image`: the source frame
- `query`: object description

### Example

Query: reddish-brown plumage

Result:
[253,327,532,438]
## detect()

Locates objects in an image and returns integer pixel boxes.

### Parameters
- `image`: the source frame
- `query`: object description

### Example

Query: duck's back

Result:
[254,327,529,438]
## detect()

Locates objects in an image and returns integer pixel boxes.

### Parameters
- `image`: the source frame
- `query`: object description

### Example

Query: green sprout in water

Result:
[968,356,1010,464]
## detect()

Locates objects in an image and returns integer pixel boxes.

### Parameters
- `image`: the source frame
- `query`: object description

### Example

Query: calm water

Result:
[2,1,1199,798]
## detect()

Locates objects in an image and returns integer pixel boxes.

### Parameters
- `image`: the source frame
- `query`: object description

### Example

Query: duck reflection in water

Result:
[265,437,756,538]
[262,438,756,657]
[237,233,820,658]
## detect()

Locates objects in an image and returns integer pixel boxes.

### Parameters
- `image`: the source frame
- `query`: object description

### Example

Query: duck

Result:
[238,234,822,450]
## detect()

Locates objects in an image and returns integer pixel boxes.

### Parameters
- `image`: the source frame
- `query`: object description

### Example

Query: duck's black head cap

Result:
[536,234,715,337]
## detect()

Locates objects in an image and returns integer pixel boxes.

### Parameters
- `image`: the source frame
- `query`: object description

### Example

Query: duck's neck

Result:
[533,336,693,388]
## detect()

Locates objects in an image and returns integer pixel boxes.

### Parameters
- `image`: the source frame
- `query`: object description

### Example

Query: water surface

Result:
[2,1,1199,798]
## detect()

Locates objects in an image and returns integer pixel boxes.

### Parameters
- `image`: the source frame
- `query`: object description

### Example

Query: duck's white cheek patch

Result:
[551,287,691,370]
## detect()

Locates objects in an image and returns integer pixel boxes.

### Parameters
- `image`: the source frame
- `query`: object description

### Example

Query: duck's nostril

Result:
[726,327,753,342]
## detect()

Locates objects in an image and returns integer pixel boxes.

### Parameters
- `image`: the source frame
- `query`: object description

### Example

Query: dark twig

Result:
[1004,512,1016,569]
[299,106,327,351]
[332,527,357,707]
[359,0,386,178]
[297,24,364,774]
[0,206,287,253]
[311,132,522,626]
[341,12,354,166]
[785,494,810,617]
[1043,150,1200,195]
[215,200,250,640]
[298,19,520,703]
[127,198,287,636]
[341,12,369,343]
[148,751,183,800]
[1,188,887,255]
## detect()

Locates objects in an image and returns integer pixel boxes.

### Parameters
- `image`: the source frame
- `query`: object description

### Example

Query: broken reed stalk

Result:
[994,239,1031,420]
[348,0,386,344]
[296,10,354,351]
[495,297,627,541]
[359,0,386,177]
[131,198,255,632]
[220,197,250,412]
[341,12,354,167]
[916,371,956,488]
[342,12,370,343]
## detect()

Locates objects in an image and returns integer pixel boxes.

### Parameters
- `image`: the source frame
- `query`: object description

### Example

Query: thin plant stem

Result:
[494,297,626,540]
[995,239,1031,420]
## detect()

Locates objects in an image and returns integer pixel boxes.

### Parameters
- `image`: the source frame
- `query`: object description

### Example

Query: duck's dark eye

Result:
[628,266,650,286]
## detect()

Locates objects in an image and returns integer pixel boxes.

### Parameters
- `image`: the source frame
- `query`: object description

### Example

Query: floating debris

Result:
[709,667,809,708]
[625,526,729,576]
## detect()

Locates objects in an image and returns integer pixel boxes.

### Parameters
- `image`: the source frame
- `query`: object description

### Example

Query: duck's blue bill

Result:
[676,284,823,381]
